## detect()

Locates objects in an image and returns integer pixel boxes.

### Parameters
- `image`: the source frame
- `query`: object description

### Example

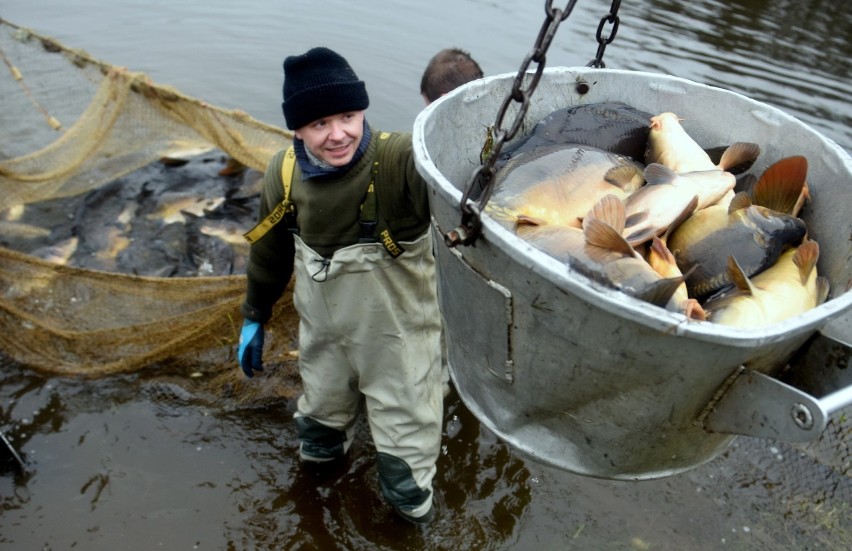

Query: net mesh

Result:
[0,18,300,399]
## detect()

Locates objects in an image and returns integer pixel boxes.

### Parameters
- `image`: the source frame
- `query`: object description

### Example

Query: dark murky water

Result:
[1,0,850,549]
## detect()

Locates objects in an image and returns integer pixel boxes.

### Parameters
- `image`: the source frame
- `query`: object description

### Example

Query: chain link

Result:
[587,0,622,68]
[445,0,580,247]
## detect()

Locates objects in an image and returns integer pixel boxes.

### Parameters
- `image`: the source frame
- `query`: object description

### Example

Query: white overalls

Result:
[292,230,443,517]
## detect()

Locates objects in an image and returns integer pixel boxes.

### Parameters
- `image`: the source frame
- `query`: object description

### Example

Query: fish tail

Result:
[752,156,808,215]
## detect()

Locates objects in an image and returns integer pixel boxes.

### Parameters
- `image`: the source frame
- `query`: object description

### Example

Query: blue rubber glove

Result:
[238,320,264,378]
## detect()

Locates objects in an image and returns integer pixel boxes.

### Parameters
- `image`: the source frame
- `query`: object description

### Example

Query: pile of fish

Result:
[488,102,829,327]
[0,151,262,278]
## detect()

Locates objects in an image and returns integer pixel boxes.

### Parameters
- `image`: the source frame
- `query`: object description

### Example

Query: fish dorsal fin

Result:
[752,156,808,215]
[643,163,677,186]
[727,255,756,294]
[792,239,820,284]
[633,275,686,308]
[583,217,635,257]
[728,191,753,213]
[717,142,761,173]
[604,164,644,191]
[816,276,830,305]
[585,194,626,232]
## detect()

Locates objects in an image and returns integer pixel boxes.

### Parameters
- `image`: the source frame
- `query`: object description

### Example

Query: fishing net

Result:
[0,18,300,398]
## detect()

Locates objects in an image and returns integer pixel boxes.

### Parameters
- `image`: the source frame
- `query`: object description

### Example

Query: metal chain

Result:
[587,0,622,68]
[445,0,580,247]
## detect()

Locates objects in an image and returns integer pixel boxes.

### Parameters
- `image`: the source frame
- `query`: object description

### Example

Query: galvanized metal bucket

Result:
[412,67,852,480]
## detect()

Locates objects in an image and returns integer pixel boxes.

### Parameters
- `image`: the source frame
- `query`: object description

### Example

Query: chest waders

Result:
[253,137,443,520]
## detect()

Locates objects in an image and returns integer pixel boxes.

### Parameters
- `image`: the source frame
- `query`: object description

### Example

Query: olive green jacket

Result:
[241,128,432,323]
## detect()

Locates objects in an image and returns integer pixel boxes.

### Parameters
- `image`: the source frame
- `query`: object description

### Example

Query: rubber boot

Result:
[376,452,434,524]
[295,416,353,463]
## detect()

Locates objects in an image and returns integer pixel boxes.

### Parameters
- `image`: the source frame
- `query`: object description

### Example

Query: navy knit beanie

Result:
[281,47,370,130]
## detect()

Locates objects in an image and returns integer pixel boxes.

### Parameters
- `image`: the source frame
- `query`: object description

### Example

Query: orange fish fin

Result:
[792,239,820,284]
[685,298,707,321]
[728,191,752,213]
[583,217,635,257]
[727,255,755,294]
[792,180,810,217]
[717,142,761,173]
[650,235,676,265]
[585,194,626,233]
[752,156,808,215]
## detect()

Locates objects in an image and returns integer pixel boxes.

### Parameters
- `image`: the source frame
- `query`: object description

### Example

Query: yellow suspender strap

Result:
[242,147,296,244]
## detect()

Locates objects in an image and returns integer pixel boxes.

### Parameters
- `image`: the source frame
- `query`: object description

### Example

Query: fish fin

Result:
[633,276,685,308]
[585,194,626,233]
[583,217,635,257]
[752,156,808,215]
[717,142,761,173]
[704,146,729,167]
[516,214,548,226]
[604,164,644,192]
[643,163,677,186]
[792,239,820,284]
[727,255,756,294]
[624,226,662,247]
[666,195,699,238]
[685,298,707,321]
[816,276,830,305]
[792,180,810,217]
[624,210,649,228]
[727,191,752,213]
[650,235,676,265]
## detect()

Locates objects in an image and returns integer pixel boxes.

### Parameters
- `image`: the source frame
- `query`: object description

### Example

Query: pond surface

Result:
[1,0,850,549]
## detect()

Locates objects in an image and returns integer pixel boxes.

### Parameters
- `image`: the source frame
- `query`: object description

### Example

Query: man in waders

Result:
[237,47,443,525]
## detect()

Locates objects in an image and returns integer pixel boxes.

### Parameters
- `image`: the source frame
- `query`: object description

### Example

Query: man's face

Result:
[294,111,365,167]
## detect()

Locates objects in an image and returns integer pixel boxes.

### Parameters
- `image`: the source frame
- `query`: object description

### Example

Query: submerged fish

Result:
[0,220,51,239]
[668,192,808,300]
[146,193,226,225]
[29,236,79,265]
[704,239,829,327]
[497,102,655,168]
[488,144,644,230]
[521,195,703,318]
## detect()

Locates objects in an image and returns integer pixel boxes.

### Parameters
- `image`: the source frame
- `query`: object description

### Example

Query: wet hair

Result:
[420,48,483,103]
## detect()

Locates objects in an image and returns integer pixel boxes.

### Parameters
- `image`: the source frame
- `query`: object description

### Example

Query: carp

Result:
[622,163,735,246]
[488,144,644,230]
[704,239,829,327]
[520,195,704,319]
[497,101,655,168]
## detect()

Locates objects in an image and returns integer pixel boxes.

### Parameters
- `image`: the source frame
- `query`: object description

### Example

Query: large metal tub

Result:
[413,67,852,480]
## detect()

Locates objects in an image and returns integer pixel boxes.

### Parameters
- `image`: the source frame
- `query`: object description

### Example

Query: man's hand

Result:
[238,320,265,378]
